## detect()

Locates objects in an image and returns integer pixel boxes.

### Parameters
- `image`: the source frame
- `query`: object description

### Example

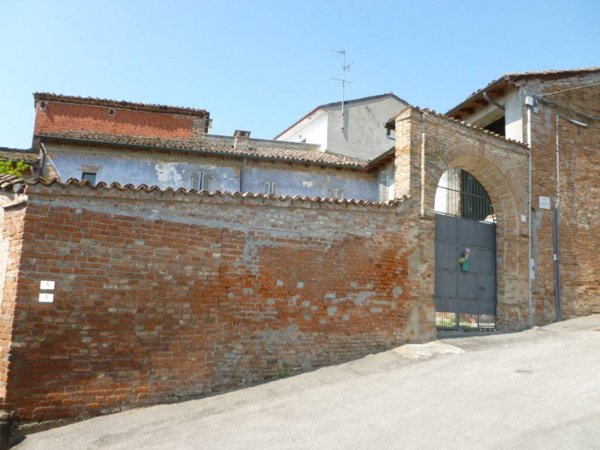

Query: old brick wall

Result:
[34,101,205,140]
[0,201,26,403]
[1,184,433,424]
[394,108,530,330]
[526,80,600,321]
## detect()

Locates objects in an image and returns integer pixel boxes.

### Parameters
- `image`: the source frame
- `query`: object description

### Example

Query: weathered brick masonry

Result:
[393,108,530,329]
[0,182,434,424]
[527,82,600,321]
[33,93,209,140]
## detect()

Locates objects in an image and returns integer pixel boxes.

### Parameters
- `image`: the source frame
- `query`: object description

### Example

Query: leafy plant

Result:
[0,160,30,177]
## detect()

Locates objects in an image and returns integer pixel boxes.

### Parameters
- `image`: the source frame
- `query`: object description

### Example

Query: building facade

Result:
[0,68,597,431]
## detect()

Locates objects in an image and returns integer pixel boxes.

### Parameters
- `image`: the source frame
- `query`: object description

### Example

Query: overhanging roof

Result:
[447,67,600,119]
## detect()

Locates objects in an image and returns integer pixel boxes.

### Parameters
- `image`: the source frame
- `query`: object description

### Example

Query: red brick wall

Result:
[34,101,202,139]
[0,204,26,402]
[528,81,600,321]
[1,186,433,424]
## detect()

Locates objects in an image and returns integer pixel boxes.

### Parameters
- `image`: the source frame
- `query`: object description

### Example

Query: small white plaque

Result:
[39,293,54,303]
[539,196,551,210]
[40,280,55,290]
[520,214,527,223]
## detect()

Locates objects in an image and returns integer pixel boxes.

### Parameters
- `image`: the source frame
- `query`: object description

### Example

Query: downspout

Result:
[525,98,533,327]
[483,91,505,111]
[420,112,427,217]
[39,142,47,177]
[553,115,562,321]
[239,158,246,193]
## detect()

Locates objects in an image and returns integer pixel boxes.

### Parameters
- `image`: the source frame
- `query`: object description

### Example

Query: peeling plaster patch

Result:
[370,307,383,313]
[302,181,314,188]
[276,280,284,287]
[296,282,304,289]
[302,301,310,308]
[327,306,337,316]
[342,314,350,321]
[324,292,336,300]
[289,295,299,306]
[243,288,254,295]
[393,286,403,297]
[319,318,327,325]
[303,314,312,321]
[267,298,275,305]
[155,162,184,186]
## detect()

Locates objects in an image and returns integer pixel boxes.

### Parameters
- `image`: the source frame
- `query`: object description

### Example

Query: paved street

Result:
[16,315,600,450]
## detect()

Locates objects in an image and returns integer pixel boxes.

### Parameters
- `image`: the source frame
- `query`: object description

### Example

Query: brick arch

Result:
[428,153,522,228]
[427,152,528,331]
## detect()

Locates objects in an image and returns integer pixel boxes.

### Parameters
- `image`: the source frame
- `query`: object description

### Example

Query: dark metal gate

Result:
[434,214,497,330]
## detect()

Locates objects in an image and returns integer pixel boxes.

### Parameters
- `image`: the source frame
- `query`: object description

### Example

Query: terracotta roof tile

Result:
[0,147,38,163]
[36,131,371,169]
[0,174,25,191]
[17,177,408,208]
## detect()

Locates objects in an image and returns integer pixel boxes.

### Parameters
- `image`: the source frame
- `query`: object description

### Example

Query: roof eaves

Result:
[36,133,369,170]
[25,177,409,208]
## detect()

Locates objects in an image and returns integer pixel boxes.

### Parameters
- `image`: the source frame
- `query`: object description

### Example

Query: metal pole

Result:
[553,114,562,321]
[526,103,533,327]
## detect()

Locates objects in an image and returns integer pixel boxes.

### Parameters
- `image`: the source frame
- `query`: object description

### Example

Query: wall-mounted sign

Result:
[539,196,551,210]
[40,280,55,290]
[39,293,54,303]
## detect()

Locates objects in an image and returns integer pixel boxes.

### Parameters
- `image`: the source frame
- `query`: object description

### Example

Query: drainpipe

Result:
[553,114,562,322]
[39,142,48,177]
[420,112,427,217]
[483,91,505,111]
[525,96,534,327]
[239,158,246,193]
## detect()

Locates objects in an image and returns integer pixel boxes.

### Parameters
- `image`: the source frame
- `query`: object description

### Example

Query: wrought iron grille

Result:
[434,169,496,223]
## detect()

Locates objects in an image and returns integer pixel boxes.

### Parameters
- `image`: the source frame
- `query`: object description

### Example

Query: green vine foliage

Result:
[0,160,31,177]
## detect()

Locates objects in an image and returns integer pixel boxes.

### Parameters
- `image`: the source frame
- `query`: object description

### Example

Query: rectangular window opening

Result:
[191,171,210,191]
[262,181,278,195]
[82,172,96,186]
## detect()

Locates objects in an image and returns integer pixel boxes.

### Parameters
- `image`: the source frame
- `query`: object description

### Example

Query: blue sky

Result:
[1,0,598,148]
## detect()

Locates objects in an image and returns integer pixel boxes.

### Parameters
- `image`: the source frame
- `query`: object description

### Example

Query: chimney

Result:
[233,130,251,149]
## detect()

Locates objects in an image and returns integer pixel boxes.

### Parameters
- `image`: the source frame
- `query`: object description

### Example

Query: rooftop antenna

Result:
[331,49,353,130]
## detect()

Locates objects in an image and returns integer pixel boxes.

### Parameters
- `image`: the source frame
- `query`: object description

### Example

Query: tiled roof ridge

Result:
[36,130,370,169]
[503,67,600,81]
[33,92,209,117]
[412,106,528,149]
[19,177,408,208]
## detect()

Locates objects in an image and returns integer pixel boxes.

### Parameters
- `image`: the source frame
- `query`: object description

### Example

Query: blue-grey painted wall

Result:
[46,144,380,201]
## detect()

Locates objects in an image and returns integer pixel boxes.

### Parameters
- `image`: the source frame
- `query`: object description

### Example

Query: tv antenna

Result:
[331,49,353,130]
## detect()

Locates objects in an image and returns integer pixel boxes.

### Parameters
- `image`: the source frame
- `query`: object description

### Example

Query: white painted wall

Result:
[326,96,407,160]
[277,95,408,161]
[276,111,328,150]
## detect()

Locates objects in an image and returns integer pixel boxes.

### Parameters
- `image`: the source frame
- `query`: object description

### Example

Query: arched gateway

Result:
[392,107,530,331]
[434,169,497,330]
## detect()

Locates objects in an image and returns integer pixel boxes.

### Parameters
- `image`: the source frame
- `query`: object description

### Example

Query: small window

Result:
[108,108,116,116]
[379,167,394,201]
[82,172,96,186]
[262,181,278,195]
[191,171,210,191]
[328,188,344,200]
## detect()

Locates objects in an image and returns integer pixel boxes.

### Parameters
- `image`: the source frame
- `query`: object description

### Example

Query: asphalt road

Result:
[15,315,600,450]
